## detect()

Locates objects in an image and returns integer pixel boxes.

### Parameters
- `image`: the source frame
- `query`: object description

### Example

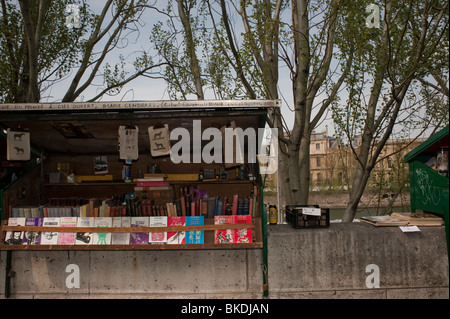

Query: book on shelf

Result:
[41,217,60,245]
[135,180,169,187]
[58,216,77,245]
[234,215,252,243]
[112,216,131,245]
[3,217,26,245]
[130,216,150,245]
[360,215,409,227]
[214,215,235,243]
[23,217,43,245]
[76,217,94,245]
[93,217,112,244]
[391,212,444,226]
[141,173,168,181]
[9,205,47,218]
[149,216,167,244]
[186,216,204,244]
[167,216,186,244]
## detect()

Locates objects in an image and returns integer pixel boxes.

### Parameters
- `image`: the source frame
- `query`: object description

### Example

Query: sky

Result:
[43,1,335,136]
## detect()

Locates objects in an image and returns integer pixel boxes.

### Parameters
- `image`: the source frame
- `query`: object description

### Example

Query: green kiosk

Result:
[404,125,449,257]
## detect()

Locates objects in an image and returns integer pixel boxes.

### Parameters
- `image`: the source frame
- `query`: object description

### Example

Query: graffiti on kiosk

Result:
[415,168,441,206]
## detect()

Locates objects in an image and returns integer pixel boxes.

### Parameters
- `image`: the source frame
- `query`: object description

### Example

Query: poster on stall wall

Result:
[148,124,170,157]
[118,126,139,160]
[7,128,31,161]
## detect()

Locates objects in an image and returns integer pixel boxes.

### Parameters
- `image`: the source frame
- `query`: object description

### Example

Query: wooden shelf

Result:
[0,218,263,251]
[43,179,256,186]
[0,243,263,251]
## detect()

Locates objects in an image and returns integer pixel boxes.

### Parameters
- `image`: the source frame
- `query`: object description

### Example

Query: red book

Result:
[180,196,186,216]
[136,181,168,187]
[214,215,235,243]
[234,215,252,243]
[231,194,239,215]
[190,201,196,216]
[167,216,186,244]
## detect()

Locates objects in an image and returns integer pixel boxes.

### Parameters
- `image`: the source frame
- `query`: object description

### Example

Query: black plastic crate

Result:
[285,205,330,228]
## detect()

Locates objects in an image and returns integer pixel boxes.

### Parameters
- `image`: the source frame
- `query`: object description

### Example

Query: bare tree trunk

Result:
[18,0,50,102]
[177,0,204,100]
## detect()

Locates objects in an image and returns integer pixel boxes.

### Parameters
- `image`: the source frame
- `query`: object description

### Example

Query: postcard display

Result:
[0,102,270,251]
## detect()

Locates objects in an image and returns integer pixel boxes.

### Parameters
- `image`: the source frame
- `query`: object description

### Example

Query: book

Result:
[234,215,252,243]
[4,217,26,245]
[76,217,94,245]
[167,216,186,244]
[112,216,131,245]
[149,216,167,244]
[136,181,168,187]
[41,217,60,245]
[58,216,77,245]
[391,212,444,226]
[186,216,204,244]
[214,215,235,243]
[360,215,409,227]
[23,217,43,245]
[93,217,112,244]
[130,216,150,244]
[231,194,238,215]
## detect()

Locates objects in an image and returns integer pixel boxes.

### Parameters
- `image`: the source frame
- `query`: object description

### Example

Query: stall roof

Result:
[404,125,449,162]
[0,100,279,155]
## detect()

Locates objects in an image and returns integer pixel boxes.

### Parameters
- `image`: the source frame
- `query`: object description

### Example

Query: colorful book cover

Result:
[93,217,112,245]
[130,216,149,245]
[234,215,252,243]
[23,217,43,245]
[58,216,77,245]
[4,217,26,245]
[75,217,94,245]
[41,217,60,245]
[186,216,204,244]
[214,215,234,244]
[167,216,186,244]
[149,216,167,244]
[112,216,131,245]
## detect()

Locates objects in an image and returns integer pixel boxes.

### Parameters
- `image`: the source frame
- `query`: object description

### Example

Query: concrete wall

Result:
[267,223,449,299]
[1,223,448,299]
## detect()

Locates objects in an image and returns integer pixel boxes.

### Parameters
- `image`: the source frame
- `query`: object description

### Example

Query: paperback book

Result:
[130,216,150,244]
[23,217,43,245]
[4,217,26,245]
[167,216,186,244]
[75,217,94,245]
[214,216,235,243]
[234,215,252,243]
[186,216,204,244]
[149,216,167,244]
[58,216,77,245]
[112,216,131,245]
[93,217,112,244]
[41,217,60,245]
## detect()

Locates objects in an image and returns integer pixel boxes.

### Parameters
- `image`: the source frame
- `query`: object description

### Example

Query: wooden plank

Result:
[1,222,255,233]
[0,242,263,251]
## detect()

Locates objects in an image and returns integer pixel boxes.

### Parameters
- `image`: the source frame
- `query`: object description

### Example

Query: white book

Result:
[149,216,167,244]
[4,217,26,245]
[112,216,131,245]
[93,217,112,245]
[75,217,94,245]
[41,217,60,245]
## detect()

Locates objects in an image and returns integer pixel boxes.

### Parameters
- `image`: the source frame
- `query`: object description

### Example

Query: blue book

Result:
[186,216,204,244]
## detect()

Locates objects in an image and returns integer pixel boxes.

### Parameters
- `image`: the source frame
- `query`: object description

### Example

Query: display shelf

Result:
[0,218,262,251]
